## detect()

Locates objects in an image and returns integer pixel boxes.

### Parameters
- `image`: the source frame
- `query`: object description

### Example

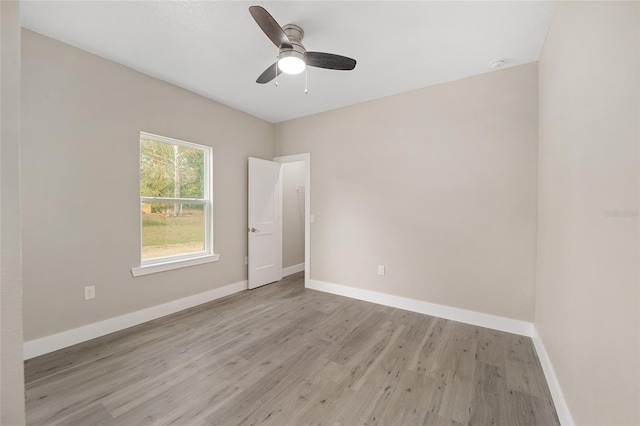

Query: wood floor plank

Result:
[26,364,147,425]
[237,309,329,360]
[329,374,388,425]
[347,321,405,391]
[24,272,559,426]
[503,334,552,400]
[423,411,466,426]
[469,361,507,426]
[476,328,506,368]
[236,356,340,426]
[155,379,240,425]
[283,361,354,426]
[319,302,379,345]
[389,308,436,343]
[205,339,331,426]
[410,317,449,373]
[365,368,438,425]
[53,403,113,426]
[505,389,560,426]
[434,337,478,424]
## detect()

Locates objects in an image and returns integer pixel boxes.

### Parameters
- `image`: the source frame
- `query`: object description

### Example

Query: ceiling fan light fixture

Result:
[278,51,306,75]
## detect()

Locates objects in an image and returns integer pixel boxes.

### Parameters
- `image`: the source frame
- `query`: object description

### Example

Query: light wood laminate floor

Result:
[25,273,559,425]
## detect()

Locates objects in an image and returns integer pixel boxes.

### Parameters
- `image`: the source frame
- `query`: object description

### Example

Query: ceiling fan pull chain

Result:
[305,66,308,94]
[275,50,279,87]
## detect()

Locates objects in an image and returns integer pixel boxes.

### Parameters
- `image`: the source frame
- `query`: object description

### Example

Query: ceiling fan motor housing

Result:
[280,24,306,62]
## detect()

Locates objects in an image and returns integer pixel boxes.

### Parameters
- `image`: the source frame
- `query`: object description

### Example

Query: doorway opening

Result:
[280,161,305,275]
[275,154,310,288]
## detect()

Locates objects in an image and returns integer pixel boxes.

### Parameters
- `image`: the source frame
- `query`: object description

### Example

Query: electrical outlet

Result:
[84,286,95,300]
[244,256,248,265]
[378,265,385,276]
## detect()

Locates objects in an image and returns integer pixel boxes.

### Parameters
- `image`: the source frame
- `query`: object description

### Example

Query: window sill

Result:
[132,253,220,277]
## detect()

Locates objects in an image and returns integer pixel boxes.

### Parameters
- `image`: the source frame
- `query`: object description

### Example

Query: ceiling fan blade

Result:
[306,52,357,71]
[256,62,282,84]
[249,6,292,49]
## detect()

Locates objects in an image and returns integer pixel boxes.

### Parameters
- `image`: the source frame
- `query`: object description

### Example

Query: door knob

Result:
[249,227,260,233]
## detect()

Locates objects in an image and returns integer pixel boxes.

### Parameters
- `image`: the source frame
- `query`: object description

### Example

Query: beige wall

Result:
[21,30,274,341]
[282,162,305,269]
[536,2,640,425]
[1,1,26,424]
[276,63,539,322]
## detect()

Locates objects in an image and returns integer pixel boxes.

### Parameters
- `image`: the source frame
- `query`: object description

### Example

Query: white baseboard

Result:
[531,327,575,426]
[307,279,533,337]
[282,263,305,277]
[24,280,248,360]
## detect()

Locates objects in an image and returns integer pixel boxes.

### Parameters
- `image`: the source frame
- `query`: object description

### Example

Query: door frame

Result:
[273,153,310,288]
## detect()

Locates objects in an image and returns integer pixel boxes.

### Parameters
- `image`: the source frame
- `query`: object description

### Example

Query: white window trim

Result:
[132,253,220,277]
[132,132,218,277]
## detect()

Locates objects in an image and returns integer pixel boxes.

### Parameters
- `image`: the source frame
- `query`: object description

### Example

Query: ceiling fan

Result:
[249,6,357,84]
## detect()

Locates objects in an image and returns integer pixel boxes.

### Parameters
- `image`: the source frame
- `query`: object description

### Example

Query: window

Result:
[133,132,217,276]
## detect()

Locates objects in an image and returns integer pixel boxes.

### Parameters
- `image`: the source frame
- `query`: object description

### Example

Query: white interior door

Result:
[248,157,282,289]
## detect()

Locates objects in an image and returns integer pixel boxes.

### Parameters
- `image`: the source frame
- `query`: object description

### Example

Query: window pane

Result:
[140,139,205,199]
[141,203,205,260]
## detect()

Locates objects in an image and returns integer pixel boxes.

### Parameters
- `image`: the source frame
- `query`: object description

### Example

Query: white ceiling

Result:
[20,1,556,123]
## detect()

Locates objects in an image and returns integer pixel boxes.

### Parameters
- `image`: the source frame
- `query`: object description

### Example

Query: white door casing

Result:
[248,157,282,289]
